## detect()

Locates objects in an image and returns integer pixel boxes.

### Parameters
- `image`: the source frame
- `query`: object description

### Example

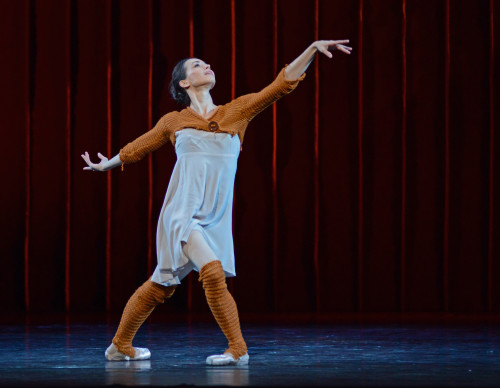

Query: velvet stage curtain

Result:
[0,0,499,316]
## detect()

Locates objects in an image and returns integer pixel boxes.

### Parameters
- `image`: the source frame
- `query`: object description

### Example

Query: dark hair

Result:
[169,58,192,106]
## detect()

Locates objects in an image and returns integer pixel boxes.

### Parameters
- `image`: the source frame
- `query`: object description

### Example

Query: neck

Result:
[188,87,216,117]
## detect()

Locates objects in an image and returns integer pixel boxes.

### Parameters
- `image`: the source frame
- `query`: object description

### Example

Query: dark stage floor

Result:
[1,319,500,387]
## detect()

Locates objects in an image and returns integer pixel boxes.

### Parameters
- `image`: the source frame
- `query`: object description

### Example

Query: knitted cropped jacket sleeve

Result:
[231,65,306,123]
[119,113,176,164]
[118,66,306,164]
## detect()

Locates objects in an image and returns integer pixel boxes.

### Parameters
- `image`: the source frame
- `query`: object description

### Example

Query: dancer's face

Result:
[181,58,216,90]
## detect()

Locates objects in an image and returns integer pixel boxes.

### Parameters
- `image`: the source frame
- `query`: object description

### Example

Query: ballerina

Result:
[81,39,352,366]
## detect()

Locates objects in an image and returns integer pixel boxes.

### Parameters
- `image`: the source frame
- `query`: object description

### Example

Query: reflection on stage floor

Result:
[1,319,500,387]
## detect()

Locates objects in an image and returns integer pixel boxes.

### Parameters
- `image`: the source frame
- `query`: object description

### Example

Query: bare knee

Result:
[183,230,219,270]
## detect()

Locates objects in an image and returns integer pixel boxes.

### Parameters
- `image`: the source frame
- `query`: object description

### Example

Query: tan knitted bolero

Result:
[119,66,306,164]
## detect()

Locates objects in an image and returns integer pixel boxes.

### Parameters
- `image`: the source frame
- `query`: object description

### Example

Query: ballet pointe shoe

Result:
[199,260,248,365]
[109,279,176,359]
[105,343,151,361]
[206,352,250,366]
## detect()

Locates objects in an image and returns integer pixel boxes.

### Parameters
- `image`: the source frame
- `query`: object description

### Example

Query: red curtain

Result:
[0,0,498,315]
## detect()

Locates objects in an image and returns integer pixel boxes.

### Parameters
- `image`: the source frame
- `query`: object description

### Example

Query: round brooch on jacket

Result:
[208,121,219,132]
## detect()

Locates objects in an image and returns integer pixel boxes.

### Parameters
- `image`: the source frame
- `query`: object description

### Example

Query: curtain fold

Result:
[0,0,497,315]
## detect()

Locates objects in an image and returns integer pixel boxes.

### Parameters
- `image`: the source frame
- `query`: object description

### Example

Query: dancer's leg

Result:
[106,278,176,360]
[181,230,218,270]
[199,260,248,364]
[183,230,248,365]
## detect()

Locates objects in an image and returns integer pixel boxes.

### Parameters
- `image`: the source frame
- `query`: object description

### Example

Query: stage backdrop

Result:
[1,0,499,316]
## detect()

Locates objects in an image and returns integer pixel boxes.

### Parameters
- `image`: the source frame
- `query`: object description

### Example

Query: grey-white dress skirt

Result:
[151,128,240,286]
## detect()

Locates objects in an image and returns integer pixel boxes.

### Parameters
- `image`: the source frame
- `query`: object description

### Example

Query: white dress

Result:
[151,128,240,286]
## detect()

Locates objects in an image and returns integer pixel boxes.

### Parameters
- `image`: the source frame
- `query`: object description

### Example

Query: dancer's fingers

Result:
[317,46,333,58]
[339,44,353,51]
[81,153,98,170]
[337,45,352,55]
[329,39,349,45]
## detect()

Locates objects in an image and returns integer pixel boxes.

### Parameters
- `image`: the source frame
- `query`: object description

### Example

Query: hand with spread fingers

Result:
[313,39,352,58]
[81,151,113,172]
[284,39,352,80]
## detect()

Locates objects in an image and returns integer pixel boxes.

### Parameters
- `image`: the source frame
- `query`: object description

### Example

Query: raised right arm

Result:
[231,39,351,124]
[231,66,305,123]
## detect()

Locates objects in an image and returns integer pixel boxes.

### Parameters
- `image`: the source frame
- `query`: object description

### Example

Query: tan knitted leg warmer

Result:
[199,260,247,359]
[112,279,176,358]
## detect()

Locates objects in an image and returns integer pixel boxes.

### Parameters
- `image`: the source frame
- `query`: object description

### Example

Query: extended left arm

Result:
[231,39,352,125]
[284,40,352,81]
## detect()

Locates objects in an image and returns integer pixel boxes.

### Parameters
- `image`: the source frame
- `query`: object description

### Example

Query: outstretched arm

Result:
[233,39,352,123]
[284,40,352,81]
[81,113,175,172]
